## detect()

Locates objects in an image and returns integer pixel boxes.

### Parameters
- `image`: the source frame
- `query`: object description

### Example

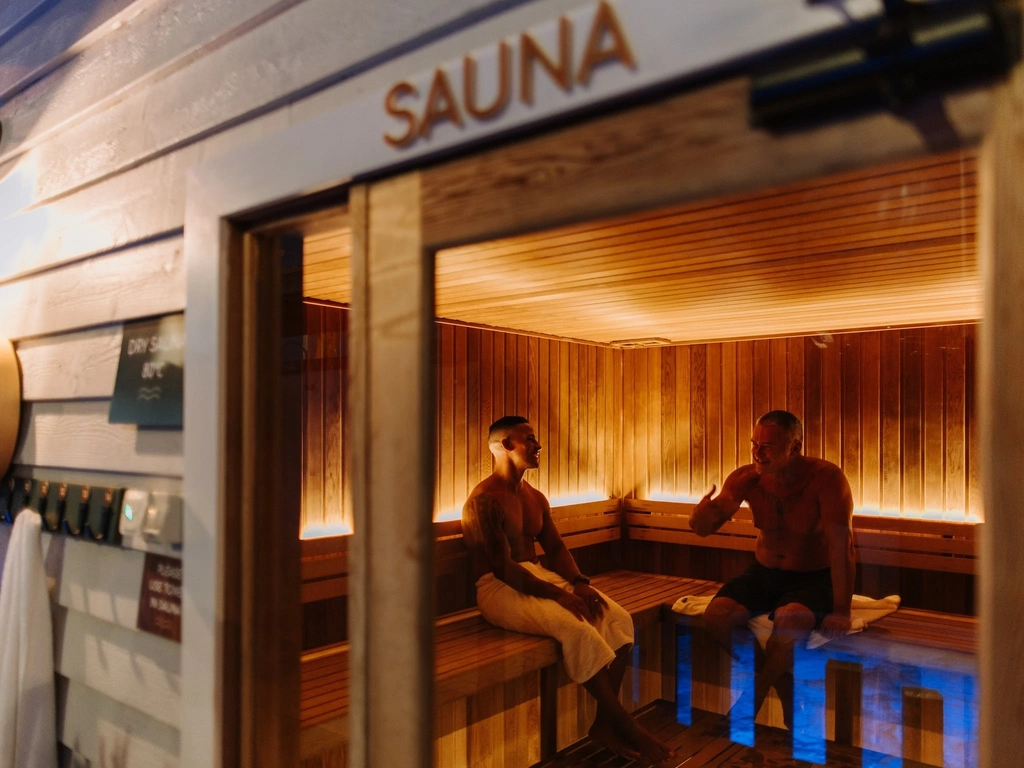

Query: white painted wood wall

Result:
[0,0,528,764]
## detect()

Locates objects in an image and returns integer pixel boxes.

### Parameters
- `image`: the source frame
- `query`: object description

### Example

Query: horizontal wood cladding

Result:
[623,324,979,522]
[0,0,137,101]
[0,153,187,283]
[15,400,183,477]
[432,150,979,345]
[0,0,289,151]
[52,602,181,729]
[58,676,181,768]
[0,0,552,290]
[0,0,46,41]
[53,534,147,630]
[0,237,182,342]
[16,325,122,401]
[0,0,514,232]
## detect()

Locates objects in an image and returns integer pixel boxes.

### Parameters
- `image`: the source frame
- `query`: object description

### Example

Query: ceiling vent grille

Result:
[611,337,672,349]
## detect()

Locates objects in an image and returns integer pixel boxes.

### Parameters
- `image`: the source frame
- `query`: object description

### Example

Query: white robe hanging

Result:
[0,513,57,768]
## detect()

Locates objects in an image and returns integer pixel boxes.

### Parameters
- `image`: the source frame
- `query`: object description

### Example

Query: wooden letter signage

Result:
[109,313,185,427]
[384,0,635,148]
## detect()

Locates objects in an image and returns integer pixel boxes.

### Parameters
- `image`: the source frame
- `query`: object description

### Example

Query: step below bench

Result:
[299,571,977,768]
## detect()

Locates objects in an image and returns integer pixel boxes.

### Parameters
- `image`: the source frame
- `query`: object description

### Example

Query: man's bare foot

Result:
[588,719,640,761]
[622,722,674,764]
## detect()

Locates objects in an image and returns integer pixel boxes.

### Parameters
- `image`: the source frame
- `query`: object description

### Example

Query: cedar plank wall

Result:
[433,323,624,615]
[302,309,978,652]
[0,0,558,765]
[300,306,624,532]
[623,325,979,614]
[302,303,351,537]
[300,305,623,646]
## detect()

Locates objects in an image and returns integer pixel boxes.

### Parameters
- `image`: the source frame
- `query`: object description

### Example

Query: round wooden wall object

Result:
[0,337,20,476]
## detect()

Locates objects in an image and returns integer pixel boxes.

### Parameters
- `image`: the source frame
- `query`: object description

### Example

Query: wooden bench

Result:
[668,596,977,767]
[299,570,702,764]
[625,498,979,574]
[300,498,979,767]
[302,572,977,768]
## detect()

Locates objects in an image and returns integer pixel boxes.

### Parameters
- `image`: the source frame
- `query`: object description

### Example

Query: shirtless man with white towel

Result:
[463,416,673,764]
[690,409,856,729]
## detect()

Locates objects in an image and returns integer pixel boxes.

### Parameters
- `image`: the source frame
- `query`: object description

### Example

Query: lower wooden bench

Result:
[668,601,978,768]
[300,570,710,764]
[300,572,978,768]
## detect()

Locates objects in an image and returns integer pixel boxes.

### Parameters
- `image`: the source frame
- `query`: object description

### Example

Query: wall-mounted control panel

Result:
[0,475,182,551]
[119,489,182,545]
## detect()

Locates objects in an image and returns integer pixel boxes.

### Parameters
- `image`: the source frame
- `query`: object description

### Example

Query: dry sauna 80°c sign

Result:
[109,313,185,428]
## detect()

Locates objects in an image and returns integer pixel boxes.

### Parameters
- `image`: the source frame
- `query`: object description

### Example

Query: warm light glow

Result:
[854,507,982,523]
[648,491,702,504]
[852,507,899,518]
[647,491,750,508]
[433,492,609,522]
[644,496,982,524]
[300,521,353,539]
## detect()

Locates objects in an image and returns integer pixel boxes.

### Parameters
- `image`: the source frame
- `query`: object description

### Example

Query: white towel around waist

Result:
[671,593,901,650]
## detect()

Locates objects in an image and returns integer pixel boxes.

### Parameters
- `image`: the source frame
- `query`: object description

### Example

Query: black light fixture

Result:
[749,0,1021,129]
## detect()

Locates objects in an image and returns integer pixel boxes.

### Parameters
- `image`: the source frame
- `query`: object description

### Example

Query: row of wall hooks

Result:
[1,477,125,545]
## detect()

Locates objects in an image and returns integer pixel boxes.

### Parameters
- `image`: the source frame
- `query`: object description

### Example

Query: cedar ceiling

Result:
[303,149,978,346]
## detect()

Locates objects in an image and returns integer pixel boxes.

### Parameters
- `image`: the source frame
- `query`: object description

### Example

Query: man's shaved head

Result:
[488,415,530,445]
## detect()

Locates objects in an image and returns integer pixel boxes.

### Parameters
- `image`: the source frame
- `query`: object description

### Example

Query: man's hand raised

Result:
[698,484,717,507]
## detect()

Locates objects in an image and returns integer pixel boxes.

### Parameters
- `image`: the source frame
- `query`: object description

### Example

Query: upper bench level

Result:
[301,497,978,611]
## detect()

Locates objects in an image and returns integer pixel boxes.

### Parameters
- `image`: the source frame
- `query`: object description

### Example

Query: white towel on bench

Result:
[671,593,901,650]
[476,562,636,683]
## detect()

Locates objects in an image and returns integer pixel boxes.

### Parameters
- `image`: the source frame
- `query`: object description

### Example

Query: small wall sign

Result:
[136,552,182,642]
[110,313,184,427]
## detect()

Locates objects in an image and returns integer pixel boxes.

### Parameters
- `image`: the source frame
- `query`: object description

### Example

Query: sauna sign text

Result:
[383,0,636,148]
[110,313,185,428]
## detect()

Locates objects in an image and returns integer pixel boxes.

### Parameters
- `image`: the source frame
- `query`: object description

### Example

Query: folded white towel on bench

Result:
[671,593,901,650]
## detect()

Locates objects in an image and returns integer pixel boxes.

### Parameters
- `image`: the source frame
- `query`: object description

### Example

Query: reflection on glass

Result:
[427,148,978,765]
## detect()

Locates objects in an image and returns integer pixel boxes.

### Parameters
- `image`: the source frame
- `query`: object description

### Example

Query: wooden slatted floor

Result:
[539,701,935,768]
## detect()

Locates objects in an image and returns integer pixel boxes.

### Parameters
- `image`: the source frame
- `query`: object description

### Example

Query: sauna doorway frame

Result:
[182,20,1022,768]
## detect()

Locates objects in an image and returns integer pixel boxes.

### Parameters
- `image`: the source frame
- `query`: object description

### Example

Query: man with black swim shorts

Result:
[689,410,855,729]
